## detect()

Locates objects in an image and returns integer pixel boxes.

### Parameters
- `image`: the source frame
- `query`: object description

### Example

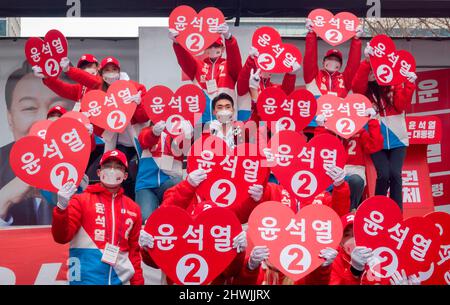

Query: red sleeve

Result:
[66,67,102,89]
[130,81,149,124]
[281,73,296,95]
[138,126,160,150]
[231,255,260,285]
[140,247,159,268]
[220,251,245,280]
[225,36,243,83]
[343,38,362,90]
[329,252,361,285]
[331,182,351,217]
[128,207,144,285]
[351,60,371,95]
[173,42,199,81]
[237,56,256,96]
[301,265,331,285]
[360,119,383,154]
[93,125,105,138]
[51,196,83,244]
[303,31,319,84]
[160,180,196,210]
[393,81,416,112]
[43,77,81,102]
[228,197,261,224]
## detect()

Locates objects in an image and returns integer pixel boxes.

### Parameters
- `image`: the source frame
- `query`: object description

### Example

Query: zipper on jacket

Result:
[381,99,390,149]
[108,192,117,285]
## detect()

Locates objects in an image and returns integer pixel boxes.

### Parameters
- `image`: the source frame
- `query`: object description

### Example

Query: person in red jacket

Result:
[51,149,144,285]
[352,44,417,210]
[169,23,242,122]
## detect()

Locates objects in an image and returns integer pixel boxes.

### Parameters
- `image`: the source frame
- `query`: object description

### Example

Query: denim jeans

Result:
[347,174,365,210]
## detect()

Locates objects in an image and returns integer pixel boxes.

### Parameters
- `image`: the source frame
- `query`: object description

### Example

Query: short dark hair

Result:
[212,92,234,110]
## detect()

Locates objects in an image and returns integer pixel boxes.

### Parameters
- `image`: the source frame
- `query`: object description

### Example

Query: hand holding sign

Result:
[307,9,360,46]
[317,94,372,139]
[144,206,242,285]
[169,5,225,55]
[10,118,91,193]
[369,35,416,86]
[248,201,343,281]
[252,27,302,74]
[142,84,206,136]
[81,80,138,133]
[25,29,68,78]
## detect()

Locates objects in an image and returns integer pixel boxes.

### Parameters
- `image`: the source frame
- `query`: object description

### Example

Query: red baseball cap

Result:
[341,212,355,230]
[192,201,218,217]
[47,105,67,118]
[100,149,128,169]
[99,56,120,71]
[324,49,343,63]
[209,36,224,48]
[77,54,99,68]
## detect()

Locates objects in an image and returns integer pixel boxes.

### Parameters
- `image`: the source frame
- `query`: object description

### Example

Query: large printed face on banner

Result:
[142,84,206,136]
[317,94,372,139]
[248,201,343,281]
[369,35,416,86]
[354,196,441,279]
[169,5,225,56]
[144,206,242,285]
[187,135,269,208]
[307,9,360,46]
[252,27,303,74]
[256,87,317,133]
[81,80,137,133]
[267,131,347,201]
[10,117,91,193]
[25,29,68,79]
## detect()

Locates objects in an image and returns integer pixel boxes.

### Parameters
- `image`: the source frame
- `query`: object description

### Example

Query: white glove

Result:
[79,174,89,191]
[350,246,373,271]
[32,65,45,79]
[262,147,275,163]
[81,111,91,118]
[57,181,78,210]
[179,120,193,140]
[407,274,421,285]
[60,57,70,73]
[168,28,179,43]
[326,165,346,187]
[216,23,231,39]
[209,120,222,135]
[232,231,247,253]
[249,68,261,90]
[389,269,413,285]
[152,120,166,137]
[364,42,374,58]
[248,184,264,202]
[119,71,130,81]
[316,114,327,127]
[248,246,270,270]
[355,25,364,39]
[305,18,314,33]
[138,229,155,249]
[249,46,259,59]
[365,108,377,119]
[407,72,417,83]
[289,61,302,74]
[187,169,207,187]
[319,247,338,267]
[85,123,94,135]
[131,91,142,105]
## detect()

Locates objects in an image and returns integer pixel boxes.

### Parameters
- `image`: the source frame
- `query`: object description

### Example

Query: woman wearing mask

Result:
[352,44,417,210]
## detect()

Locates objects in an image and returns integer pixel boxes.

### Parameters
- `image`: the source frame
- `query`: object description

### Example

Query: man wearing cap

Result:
[169,22,242,122]
[51,149,144,285]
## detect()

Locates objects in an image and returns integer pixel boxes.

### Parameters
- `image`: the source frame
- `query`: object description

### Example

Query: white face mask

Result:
[206,47,223,60]
[343,237,356,255]
[84,67,97,76]
[324,59,341,73]
[103,72,120,85]
[100,168,125,187]
[216,109,233,124]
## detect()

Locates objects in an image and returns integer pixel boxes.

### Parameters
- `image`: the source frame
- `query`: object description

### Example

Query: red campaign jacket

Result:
[51,183,144,285]
[329,246,362,285]
[138,126,184,161]
[172,36,242,92]
[303,32,361,98]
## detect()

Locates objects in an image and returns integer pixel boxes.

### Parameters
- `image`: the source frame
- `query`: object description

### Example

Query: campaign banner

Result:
[406,116,442,145]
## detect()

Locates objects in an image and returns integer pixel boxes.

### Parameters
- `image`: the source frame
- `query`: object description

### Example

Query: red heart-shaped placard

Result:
[10,117,91,193]
[144,206,242,285]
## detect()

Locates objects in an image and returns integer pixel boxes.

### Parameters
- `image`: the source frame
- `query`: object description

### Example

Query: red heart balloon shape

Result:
[142,84,206,136]
[10,117,91,193]
[25,29,68,78]
[354,196,441,278]
[252,26,303,73]
[187,135,269,208]
[369,34,416,86]
[256,87,317,133]
[317,94,372,139]
[29,120,53,139]
[308,9,360,46]
[169,5,225,56]
[80,80,138,133]
[421,212,450,285]
[144,206,242,285]
[248,201,343,281]
[267,131,348,201]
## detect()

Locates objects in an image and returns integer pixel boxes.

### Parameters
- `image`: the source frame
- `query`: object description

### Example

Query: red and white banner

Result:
[406,116,442,145]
